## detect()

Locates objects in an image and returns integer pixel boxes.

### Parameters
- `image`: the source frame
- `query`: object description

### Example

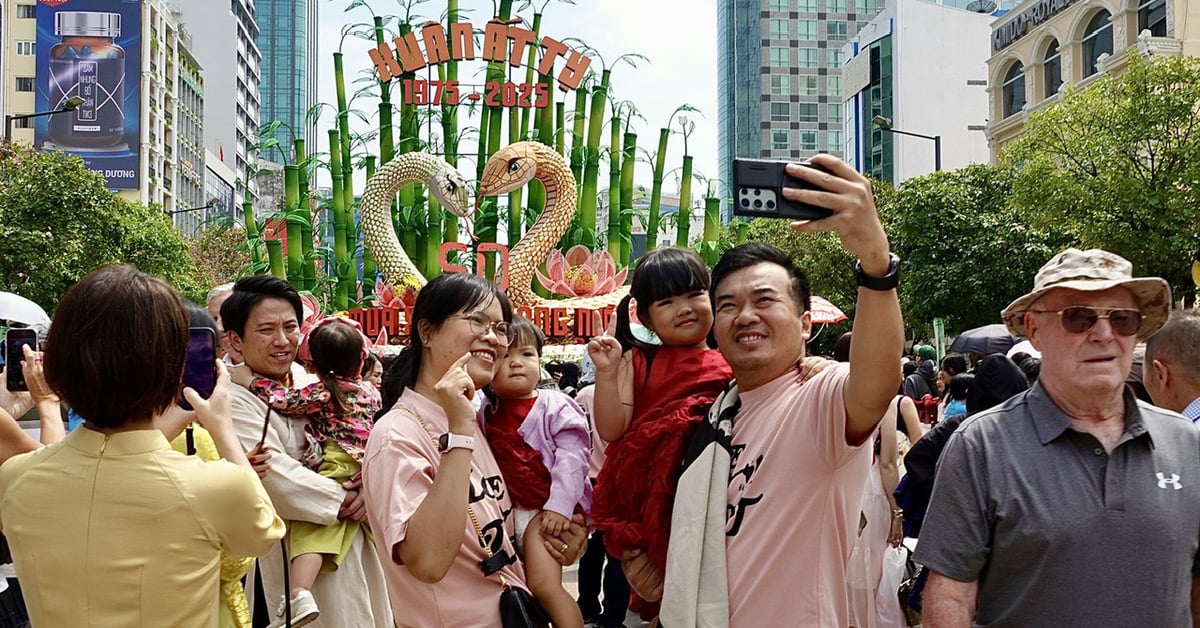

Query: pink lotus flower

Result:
[373,278,416,309]
[536,245,628,298]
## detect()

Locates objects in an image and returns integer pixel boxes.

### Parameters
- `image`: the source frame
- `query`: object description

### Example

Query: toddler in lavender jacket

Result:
[478,316,592,628]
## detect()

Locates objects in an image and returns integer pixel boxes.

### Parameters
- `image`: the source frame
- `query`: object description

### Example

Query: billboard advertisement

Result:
[34,0,141,190]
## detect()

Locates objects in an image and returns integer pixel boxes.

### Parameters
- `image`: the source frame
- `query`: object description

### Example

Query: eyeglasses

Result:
[1029,306,1142,337]
[457,312,514,346]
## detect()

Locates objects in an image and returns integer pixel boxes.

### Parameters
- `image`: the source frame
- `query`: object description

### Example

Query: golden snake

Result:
[358,152,471,291]
[477,141,629,309]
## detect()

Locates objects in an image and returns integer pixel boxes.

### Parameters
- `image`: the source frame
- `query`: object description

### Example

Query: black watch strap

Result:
[855,254,900,291]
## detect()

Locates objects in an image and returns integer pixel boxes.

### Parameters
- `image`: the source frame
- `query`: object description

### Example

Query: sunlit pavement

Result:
[564,563,651,627]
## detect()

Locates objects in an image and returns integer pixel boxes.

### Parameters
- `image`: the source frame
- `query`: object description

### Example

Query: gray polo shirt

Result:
[916,383,1200,627]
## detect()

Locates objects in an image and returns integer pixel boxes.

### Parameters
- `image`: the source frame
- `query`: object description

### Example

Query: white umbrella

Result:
[1006,339,1041,360]
[0,292,50,330]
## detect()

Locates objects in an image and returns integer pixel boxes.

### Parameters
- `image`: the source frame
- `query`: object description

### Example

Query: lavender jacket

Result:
[478,389,594,519]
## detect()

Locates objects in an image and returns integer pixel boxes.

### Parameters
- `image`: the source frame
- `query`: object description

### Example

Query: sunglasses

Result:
[1030,306,1142,337]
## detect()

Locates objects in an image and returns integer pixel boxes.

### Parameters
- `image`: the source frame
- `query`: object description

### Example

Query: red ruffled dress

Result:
[591,345,733,571]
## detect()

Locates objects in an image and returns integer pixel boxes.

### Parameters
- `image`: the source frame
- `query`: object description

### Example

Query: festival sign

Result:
[368,18,592,108]
[34,0,141,189]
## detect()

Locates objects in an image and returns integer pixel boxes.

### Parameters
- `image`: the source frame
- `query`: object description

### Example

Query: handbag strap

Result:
[399,403,512,589]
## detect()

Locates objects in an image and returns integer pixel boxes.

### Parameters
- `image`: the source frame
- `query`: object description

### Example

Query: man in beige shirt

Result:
[222,274,393,627]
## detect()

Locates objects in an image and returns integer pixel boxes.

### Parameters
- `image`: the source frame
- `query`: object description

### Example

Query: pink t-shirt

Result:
[725,364,871,627]
[362,388,527,628]
[574,385,607,481]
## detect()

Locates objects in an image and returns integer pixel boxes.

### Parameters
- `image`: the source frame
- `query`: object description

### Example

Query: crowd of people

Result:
[0,152,1198,628]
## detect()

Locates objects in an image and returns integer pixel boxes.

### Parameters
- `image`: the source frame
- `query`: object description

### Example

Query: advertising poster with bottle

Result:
[34,0,141,190]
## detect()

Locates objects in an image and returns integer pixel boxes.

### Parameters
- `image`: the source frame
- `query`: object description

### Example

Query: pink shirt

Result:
[362,388,527,628]
[573,385,607,481]
[725,364,871,627]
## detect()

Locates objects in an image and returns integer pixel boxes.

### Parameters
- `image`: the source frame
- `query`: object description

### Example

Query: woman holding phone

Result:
[362,272,587,626]
[0,265,285,627]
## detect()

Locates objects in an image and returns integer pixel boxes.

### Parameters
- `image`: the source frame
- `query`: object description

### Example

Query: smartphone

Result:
[5,329,38,392]
[180,327,217,411]
[732,158,836,221]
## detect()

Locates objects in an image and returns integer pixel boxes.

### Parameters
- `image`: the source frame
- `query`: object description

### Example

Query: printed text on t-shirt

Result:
[727,442,764,537]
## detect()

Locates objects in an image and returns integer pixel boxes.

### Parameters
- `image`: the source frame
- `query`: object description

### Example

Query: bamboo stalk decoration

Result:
[675,115,697,248]
[676,155,694,248]
[294,139,316,290]
[569,86,588,182]
[646,105,697,254]
[702,189,721,266]
[283,164,303,286]
[580,69,610,248]
[329,128,350,310]
[606,101,622,260]
[618,131,637,266]
[266,239,285,279]
[333,50,360,301]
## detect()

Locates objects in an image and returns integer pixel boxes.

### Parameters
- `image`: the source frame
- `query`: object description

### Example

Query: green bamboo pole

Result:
[329,129,349,310]
[606,102,622,257]
[473,0,513,263]
[676,155,694,248]
[294,139,316,291]
[241,175,263,271]
[646,128,670,253]
[519,13,544,140]
[266,239,285,279]
[569,87,588,182]
[580,70,611,247]
[362,156,377,291]
[554,101,565,155]
[284,164,303,288]
[702,194,721,265]
[333,51,360,299]
[507,99,523,250]
[618,131,637,266]
[436,0,461,252]
[736,221,748,245]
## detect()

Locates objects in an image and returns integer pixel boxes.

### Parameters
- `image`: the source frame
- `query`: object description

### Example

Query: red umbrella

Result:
[810,296,848,324]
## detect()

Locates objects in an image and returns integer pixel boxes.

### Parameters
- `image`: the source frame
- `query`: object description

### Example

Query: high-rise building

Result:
[717,0,886,220]
[3,0,198,214]
[174,24,208,235]
[841,0,1007,183]
[256,0,317,165]
[178,0,260,202]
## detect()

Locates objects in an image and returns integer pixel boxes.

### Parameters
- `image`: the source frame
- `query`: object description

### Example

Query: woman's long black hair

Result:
[613,247,712,374]
[378,273,512,415]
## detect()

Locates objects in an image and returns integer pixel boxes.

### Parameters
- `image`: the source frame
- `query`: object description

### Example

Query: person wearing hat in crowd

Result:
[902,345,938,399]
[917,249,1200,627]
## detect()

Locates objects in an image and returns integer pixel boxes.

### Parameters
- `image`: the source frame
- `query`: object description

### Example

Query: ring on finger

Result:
[560,542,568,552]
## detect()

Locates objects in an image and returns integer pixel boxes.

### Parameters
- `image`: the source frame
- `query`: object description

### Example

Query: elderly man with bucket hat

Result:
[915,248,1200,628]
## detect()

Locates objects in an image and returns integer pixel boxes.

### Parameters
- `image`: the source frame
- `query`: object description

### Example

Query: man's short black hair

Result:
[219,275,304,338]
[710,243,812,313]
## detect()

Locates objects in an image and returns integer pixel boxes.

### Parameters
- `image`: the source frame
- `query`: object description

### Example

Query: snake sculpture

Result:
[477,141,630,309]
[358,152,472,291]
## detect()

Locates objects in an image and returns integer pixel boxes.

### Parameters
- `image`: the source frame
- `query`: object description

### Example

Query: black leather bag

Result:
[499,583,549,628]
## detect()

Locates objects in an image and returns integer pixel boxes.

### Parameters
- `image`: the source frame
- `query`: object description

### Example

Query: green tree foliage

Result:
[0,145,201,309]
[189,222,253,293]
[883,164,1071,333]
[1003,52,1200,295]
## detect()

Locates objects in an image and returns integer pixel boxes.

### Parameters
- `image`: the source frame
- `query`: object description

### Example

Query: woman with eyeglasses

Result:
[361,272,587,626]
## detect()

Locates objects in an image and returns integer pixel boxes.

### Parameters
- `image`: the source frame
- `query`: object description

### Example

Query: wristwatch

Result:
[438,433,475,453]
[855,253,901,291]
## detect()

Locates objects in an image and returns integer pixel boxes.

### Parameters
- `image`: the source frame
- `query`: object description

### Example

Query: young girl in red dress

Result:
[587,248,733,593]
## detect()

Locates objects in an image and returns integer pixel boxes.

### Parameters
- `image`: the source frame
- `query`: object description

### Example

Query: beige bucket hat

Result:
[1000,248,1171,341]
